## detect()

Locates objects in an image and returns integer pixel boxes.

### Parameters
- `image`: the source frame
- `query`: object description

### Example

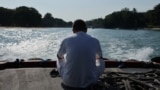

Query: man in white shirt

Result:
[57,19,105,90]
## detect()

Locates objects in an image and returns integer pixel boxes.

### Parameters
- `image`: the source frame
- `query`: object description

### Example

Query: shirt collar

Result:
[76,31,86,35]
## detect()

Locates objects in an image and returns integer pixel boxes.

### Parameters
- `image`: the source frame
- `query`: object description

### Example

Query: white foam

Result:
[126,47,154,61]
[106,47,154,61]
[0,38,49,60]
[0,29,69,61]
[0,28,157,62]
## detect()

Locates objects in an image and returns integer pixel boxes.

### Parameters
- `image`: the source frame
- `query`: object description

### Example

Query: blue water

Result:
[0,27,160,62]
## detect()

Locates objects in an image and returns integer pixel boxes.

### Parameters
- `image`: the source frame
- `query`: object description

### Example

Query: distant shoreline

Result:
[0,26,72,29]
[150,28,160,30]
[0,26,160,31]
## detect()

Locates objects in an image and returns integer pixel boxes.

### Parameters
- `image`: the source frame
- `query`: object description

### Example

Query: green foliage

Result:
[104,8,146,29]
[0,3,160,28]
[13,6,42,27]
[0,7,14,26]
[86,18,104,28]
[146,3,160,28]
[42,13,55,27]
[103,4,160,29]
[42,13,72,27]
[89,4,160,29]
[0,6,71,27]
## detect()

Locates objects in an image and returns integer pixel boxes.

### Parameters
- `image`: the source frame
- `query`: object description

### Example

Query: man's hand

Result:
[100,57,108,60]
[57,54,64,60]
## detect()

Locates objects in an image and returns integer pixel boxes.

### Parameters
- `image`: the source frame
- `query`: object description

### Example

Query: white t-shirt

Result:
[57,31,104,88]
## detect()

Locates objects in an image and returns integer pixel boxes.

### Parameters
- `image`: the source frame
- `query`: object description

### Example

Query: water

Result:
[0,27,160,62]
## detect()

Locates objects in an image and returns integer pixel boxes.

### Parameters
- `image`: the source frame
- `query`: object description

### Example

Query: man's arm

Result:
[57,40,66,60]
[95,40,105,76]
[96,39,103,60]
[57,40,66,76]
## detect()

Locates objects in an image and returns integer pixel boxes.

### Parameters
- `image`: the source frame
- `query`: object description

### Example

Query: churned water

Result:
[0,27,159,62]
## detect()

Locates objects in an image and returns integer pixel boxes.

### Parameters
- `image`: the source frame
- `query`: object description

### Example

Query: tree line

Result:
[87,3,160,29]
[0,3,160,29]
[0,6,72,27]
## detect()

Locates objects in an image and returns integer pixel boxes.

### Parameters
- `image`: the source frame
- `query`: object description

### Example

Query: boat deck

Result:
[1,67,159,90]
[0,68,62,90]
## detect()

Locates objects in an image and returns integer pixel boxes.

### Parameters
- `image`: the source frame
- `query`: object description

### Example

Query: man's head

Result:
[72,19,87,33]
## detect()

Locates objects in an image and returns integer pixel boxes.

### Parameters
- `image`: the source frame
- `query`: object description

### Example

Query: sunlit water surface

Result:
[0,27,160,62]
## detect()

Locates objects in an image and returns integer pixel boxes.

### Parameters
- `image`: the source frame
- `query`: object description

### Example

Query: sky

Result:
[0,0,160,22]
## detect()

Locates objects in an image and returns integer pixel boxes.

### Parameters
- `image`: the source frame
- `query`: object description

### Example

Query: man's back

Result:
[57,19,104,89]
[59,32,102,87]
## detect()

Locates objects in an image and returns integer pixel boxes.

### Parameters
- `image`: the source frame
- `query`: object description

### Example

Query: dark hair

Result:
[72,19,87,33]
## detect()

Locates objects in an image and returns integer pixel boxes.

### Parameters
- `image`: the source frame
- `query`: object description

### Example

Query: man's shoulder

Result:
[89,36,99,42]
[63,34,99,42]
[62,35,76,42]
[66,35,76,39]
